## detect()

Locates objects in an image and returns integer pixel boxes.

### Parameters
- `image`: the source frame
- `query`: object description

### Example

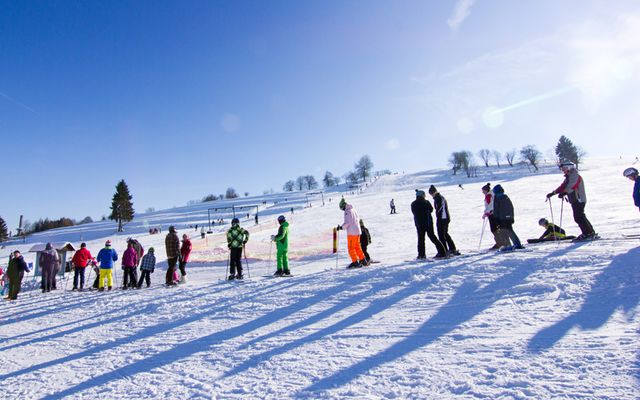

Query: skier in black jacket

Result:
[428,185,459,256]
[411,189,447,259]
[492,184,523,249]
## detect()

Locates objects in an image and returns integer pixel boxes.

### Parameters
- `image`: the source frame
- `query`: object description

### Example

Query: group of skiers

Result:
[4,163,639,299]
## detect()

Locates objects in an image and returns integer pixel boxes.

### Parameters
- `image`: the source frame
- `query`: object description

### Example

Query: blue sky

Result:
[2,0,639,231]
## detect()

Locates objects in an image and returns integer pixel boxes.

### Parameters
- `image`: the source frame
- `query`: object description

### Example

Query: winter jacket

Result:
[122,247,138,268]
[539,223,566,240]
[360,226,371,247]
[274,221,289,251]
[140,253,156,272]
[39,248,60,271]
[554,168,587,203]
[483,193,494,217]
[165,232,180,258]
[181,238,193,262]
[8,255,29,276]
[492,185,515,223]
[411,197,435,229]
[432,193,450,221]
[227,226,249,249]
[96,247,118,269]
[634,179,640,208]
[341,204,362,236]
[71,248,93,268]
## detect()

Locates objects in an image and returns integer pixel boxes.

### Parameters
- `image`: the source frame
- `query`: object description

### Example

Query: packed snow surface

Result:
[1,157,639,399]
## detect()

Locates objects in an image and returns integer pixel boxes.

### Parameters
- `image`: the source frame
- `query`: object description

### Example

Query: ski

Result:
[526,236,576,244]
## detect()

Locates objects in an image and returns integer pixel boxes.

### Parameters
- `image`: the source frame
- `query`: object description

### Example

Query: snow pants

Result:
[436,219,457,253]
[571,200,595,236]
[178,260,187,276]
[229,247,243,276]
[496,220,522,247]
[360,239,371,262]
[166,257,178,285]
[41,264,55,292]
[416,220,446,258]
[276,248,289,272]
[347,235,366,263]
[73,267,86,289]
[99,269,113,289]
[122,267,137,288]
[138,271,151,287]
[8,270,23,300]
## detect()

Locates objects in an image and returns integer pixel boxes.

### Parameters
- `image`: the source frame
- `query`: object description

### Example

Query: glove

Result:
[336,225,342,231]
[546,192,554,199]
[270,235,275,241]
[243,241,248,245]
[558,192,566,199]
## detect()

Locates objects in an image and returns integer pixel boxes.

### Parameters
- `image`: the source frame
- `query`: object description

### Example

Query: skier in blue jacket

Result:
[96,240,118,291]
[624,167,640,211]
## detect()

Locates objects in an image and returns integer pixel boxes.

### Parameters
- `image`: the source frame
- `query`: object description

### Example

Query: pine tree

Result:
[0,216,8,242]
[109,179,135,232]
[555,135,585,168]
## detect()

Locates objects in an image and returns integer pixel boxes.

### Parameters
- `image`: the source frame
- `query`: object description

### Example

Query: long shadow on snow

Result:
[528,246,640,357]
[223,255,481,379]
[38,271,384,399]
[0,278,303,382]
[300,244,579,396]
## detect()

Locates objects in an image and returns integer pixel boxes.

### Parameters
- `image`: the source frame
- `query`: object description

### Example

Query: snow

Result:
[1,157,639,399]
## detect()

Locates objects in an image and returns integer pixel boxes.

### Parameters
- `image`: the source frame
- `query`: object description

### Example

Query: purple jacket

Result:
[122,247,139,268]
[341,204,362,236]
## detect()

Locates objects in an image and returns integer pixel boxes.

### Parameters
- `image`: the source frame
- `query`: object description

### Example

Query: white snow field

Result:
[1,157,639,399]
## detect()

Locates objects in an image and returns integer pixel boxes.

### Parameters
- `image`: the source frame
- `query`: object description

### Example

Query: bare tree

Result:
[295,176,305,191]
[505,149,517,167]
[303,175,319,190]
[478,149,491,167]
[448,151,470,175]
[323,171,336,187]
[520,145,542,171]
[354,155,374,182]
[225,187,239,199]
[492,150,502,167]
[283,180,295,192]
[344,171,359,186]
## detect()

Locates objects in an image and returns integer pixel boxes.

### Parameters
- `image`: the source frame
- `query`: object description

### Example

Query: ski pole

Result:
[268,240,273,272]
[547,198,556,241]
[64,268,71,292]
[225,252,230,280]
[559,197,565,236]
[243,245,250,279]
[479,218,487,251]
[335,228,340,270]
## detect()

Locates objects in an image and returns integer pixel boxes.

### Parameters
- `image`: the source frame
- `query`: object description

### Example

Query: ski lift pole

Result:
[479,218,487,251]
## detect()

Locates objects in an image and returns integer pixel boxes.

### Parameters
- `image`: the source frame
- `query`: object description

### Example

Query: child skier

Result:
[271,215,290,276]
[137,247,156,288]
[493,185,524,250]
[226,218,250,280]
[122,241,139,289]
[533,218,570,242]
[337,198,368,268]
[359,219,372,263]
[623,167,640,211]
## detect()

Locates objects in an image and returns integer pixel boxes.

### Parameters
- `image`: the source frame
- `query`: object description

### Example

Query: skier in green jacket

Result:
[226,218,249,280]
[271,215,290,276]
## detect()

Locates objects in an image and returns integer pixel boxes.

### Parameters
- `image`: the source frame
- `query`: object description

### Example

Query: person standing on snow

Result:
[389,199,397,214]
[137,247,156,288]
[359,219,372,263]
[127,238,144,288]
[411,189,447,259]
[623,167,640,211]
[6,250,29,300]
[39,242,60,293]
[481,183,502,249]
[271,215,290,276]
[179,234,192,283]
[226,218,249,280]
[71,242,93,291]
[165,226,180,286]
[336,198,368,268]
[546,162,596,240]
[96,240,118,291]
[121,241,139,289]
[429,185,460,256]
[493,184,524,250]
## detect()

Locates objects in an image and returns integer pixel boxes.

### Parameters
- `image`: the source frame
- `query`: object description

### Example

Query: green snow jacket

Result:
[227,225,249,249]
[274,221,289,251]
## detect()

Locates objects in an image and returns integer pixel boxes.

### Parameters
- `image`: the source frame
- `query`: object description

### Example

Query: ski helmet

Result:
[559,161,575,170]
[538,218,548,226]
[623,167,639,177]
[231,217,240,225]
[277,215,286,223]
[339,198,347,210]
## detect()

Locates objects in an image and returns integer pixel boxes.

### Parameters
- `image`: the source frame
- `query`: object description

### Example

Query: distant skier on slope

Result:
[227,218,249,280]
[623,167,640,211]
[271,215,290,276]
[546,162,596,241]
[493,185,524,250]
[336,198,369,268]
[429,185,460,256]
[411,189,447,260]
[389,199,397,214]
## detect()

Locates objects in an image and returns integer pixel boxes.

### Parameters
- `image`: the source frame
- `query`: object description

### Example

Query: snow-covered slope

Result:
[1,157,639,399]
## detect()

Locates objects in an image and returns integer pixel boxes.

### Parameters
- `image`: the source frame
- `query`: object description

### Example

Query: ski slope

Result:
[1,157,639,399]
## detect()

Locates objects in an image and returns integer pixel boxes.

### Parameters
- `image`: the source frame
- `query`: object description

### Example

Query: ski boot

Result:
[228,275,236,281]
[273,269,283,277]
[282,270,291,276]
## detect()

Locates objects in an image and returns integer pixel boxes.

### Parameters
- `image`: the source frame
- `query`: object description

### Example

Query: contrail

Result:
[0,91,36,113]
[488,86,575,115]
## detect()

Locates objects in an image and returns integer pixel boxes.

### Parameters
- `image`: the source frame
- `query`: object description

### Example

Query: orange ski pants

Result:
[347,235,366,263]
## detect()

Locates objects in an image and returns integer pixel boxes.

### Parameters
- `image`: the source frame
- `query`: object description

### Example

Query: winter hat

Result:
[148,247,155,253]
[359,219,364,226]
[231,217,240,225]
[538,218,548,226]
[339,198,347,210]
[80,242,86,248]
[415,189,426,198]
[623,167,639,177]
[105,240,112,246]
[482,183,491,193]
[492,184,504,195]
[45,242,52,250]
[428,185,437,195]
[169,226,177,233]
[277,215,286,223]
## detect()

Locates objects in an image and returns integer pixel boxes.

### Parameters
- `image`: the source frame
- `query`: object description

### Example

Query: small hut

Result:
[29,242,76,277]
